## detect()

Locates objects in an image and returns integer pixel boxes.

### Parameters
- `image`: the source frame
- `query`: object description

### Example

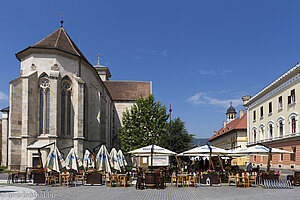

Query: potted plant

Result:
[33,168,46,184]
[85,169,102,185]
[201,170,220,185]
[261,170,280,181]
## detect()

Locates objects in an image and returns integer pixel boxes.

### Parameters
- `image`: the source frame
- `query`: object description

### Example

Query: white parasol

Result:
[65,148,79,171]
[83,149,94,170]
[44,145,66,172]
[179,145,229,156]
[129,145,177,156]
[110,148,121,172]
[96,145,111,173]
[117,149,127,168]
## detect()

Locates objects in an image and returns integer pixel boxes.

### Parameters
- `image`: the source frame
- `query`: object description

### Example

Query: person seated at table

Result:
[246,162,253,172]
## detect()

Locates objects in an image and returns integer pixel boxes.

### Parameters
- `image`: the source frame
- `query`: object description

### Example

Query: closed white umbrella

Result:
[65,148,78,171]
[96,145,111,173]
[45,146,66,172]
[110,148,121,172]
[117,150,127,168]
[83,149,94,170]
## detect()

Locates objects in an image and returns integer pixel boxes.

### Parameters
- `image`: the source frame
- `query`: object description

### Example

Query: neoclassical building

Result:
[1,23,151,170]
[243,62,300,170]
[209,103,247,165]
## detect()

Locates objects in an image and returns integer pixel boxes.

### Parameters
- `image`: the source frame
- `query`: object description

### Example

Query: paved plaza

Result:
[0,183,299,200]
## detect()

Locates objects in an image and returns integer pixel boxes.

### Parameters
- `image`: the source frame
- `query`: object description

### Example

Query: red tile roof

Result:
[208,112,247,141]
[104,81,151,101]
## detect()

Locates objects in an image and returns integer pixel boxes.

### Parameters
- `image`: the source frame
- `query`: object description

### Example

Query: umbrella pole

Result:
[151,144,154,172]
[133,155,140,173]
[218,155,224,171]
[267,149,272,171]
[175,156,182,171]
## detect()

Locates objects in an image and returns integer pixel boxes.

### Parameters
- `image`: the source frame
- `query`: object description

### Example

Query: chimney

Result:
[242,95,251,110]
[239,110,244,118]
[223,121,226,128]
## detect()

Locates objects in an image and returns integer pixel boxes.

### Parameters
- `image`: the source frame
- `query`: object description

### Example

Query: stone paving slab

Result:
[19,184,300,200]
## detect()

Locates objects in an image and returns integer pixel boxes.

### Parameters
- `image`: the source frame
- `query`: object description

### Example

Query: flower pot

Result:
[86,172,102,185]
[33,173,45,184]
[201,174,219,185]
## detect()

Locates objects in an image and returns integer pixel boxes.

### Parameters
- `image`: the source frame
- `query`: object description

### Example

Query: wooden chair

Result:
[136,176,145,190]
[75,170,85,187]
[187,174,196,187]
[119,175,127,188]
[248,172,257,187]
[171,173,177,187]
[45,172,58,186]
[235,173,249,188]
[105,173,110,187]
[126,174,133,187]
[177,175,186,187]
[17,172,26,183]
[60,173,70,187]
[110,174,118,187]
[228,172,236,186]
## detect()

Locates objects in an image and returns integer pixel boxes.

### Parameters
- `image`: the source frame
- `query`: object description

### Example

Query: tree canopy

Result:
[159,117,195,153]
[118,94,169,153]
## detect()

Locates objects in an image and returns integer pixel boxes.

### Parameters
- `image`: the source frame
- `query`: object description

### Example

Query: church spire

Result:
[60,14,64,27]
[97,53,101,65]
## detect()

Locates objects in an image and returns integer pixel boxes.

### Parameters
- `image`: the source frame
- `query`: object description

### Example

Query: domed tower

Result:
[226,102,237,123]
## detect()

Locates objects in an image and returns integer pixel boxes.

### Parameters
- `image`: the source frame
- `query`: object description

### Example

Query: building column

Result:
[1,110,9,166]
[49,73,59,138]
[73,80,85,158]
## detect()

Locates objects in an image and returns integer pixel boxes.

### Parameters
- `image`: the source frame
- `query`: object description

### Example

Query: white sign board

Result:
[150,155,169,166]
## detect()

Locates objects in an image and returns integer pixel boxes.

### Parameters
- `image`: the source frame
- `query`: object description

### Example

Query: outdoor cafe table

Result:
[177,174,188,187]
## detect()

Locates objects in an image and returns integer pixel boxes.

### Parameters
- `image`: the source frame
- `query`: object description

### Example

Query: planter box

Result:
[33,173,45,184]
[145,172,156,189]
[201,174,220,185]
[86,172,102,185]
[261,174,279,181]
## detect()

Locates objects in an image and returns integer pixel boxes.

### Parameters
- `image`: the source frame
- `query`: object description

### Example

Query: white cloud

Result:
[198,69,231,76]
[199,69,215,75]
[0,92,8,101]
[160,50,168,56]
[187,92,242,108]
[136,48,168,58]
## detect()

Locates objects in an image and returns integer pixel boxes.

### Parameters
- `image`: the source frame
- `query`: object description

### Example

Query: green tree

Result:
[118,94,169,153]
[159,117,194,153]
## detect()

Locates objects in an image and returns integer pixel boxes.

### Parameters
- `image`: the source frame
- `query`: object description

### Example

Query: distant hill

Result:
[191,138,209,147]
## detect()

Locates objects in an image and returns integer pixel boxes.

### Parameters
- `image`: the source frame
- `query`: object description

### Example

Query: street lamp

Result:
[169,104,172,150]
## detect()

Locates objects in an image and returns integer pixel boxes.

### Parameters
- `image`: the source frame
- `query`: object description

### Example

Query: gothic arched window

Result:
[61,79,72,135]
[39,76,50,134]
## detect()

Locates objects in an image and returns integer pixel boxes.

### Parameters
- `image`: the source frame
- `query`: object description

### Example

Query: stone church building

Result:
[0,23,151,170]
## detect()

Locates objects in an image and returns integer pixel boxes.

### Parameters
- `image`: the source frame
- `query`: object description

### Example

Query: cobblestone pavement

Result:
[8,183,298,200]
[0,185,38,200]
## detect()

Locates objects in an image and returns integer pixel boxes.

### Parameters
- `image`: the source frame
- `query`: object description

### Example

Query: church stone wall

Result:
[9,78,23,170]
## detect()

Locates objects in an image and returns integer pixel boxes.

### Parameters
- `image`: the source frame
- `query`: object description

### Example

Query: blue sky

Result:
[1,1,300,138]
